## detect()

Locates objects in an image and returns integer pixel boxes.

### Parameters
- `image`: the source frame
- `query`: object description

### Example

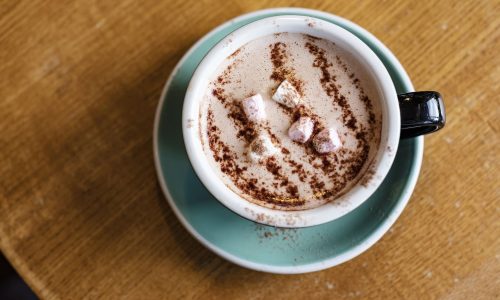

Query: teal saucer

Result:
[153,8,423,274]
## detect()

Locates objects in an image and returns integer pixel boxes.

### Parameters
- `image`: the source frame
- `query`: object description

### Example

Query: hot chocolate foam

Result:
[199,33,382,210]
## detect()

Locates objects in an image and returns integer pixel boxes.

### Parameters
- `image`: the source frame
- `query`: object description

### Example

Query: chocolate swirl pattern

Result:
[199,33,382,210]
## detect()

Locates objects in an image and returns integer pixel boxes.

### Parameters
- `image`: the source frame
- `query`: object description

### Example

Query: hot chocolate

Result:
[198,32,382,210]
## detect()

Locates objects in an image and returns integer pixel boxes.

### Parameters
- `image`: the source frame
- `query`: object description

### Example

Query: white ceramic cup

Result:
[182,15,400,228]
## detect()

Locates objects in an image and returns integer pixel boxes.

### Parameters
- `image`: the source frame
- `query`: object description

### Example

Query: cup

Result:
[182,16,445,228]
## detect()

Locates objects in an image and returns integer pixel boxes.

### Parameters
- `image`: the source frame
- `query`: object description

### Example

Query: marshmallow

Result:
[241,94,266,122]
[272,80,301,108]
[288,117,314,143]
[313,128,342,154]
[248,134,278,162]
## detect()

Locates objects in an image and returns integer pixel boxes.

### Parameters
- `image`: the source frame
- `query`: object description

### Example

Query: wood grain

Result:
[1,0,499,299]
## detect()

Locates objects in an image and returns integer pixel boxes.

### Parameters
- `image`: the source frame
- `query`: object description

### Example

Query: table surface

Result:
[1,0,499,299]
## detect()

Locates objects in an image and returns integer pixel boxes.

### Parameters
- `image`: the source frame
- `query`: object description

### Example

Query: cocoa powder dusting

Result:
[305,34,321,41]
[203,34,379,210]
[261,127,309,184]
[212,87,226,103]
[229,48,241,59]
[269,42,304,95]
[228,103,256,142]
[301,39,377,201]
[305,41,359,130]
[207,109,294,206]
[270,42,288,82]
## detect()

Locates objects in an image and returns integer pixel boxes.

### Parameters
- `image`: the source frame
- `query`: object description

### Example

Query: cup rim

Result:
[182,15,400,228]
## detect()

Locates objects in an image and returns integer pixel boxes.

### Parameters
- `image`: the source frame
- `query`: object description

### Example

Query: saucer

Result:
[153,8,423,274]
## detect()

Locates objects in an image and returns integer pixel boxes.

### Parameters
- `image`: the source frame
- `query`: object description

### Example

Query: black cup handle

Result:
[398,91,446,139]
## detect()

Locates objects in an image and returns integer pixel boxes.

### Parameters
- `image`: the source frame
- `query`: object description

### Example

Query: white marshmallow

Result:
[313,128,342,154]
[248,133,278,162]
[241,94,266,122]
[272,80,301,108]
[288,117,314,143]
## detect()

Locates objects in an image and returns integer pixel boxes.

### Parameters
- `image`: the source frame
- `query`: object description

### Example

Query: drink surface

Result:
[199,33,382,210]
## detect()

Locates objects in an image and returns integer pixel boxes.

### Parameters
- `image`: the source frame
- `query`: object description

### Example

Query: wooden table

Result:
[1,1,498,299]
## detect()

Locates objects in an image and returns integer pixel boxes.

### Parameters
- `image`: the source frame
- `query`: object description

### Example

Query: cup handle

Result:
[398,91,446,139]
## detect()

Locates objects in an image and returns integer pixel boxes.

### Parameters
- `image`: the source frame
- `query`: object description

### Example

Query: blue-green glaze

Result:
[155,10,422,269]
